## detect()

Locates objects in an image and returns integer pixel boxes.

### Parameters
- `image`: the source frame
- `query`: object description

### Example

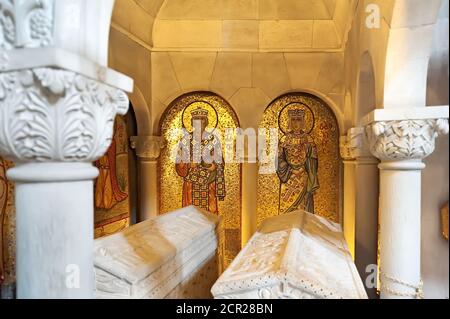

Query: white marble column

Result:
[364,107,449,299]
[0,0,133,298]
[130,136,164,221]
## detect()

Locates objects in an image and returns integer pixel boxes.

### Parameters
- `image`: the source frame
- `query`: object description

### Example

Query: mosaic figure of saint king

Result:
[175,107,225,214]
[277,109,319,214]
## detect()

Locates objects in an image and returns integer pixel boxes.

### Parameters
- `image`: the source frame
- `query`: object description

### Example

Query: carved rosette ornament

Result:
[0,68,129,163]
[365,119,449,161]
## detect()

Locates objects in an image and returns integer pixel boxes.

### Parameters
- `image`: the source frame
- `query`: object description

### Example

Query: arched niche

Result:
[94,104,138,237]
[158,92,242,269]
[257,92,341,226]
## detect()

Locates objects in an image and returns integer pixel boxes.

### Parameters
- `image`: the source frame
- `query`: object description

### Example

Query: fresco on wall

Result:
[258,93,340,226]
[94,116,131,238]
[160,92,241,270]
[0,157,15,289]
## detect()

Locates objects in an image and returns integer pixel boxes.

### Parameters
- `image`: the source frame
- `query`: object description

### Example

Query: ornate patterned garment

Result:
[175,133,225,214]
[277,132,319,214]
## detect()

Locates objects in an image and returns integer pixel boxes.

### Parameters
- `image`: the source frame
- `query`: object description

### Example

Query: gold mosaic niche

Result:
[257,93,341,226]
[159,92,242,270]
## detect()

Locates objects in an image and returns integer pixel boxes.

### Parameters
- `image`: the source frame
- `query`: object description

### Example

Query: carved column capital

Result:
[0,0,54,52]
[1,0,115,66]
[0,68,129,164]
[340,127,373,161]
[0,0,132,166]
[365,119,449,162]
[130,136,165,161]
[0,0,132,299]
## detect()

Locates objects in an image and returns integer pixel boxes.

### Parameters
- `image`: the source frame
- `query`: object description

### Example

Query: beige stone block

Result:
[151,52,181,104]
[112,0,154,45]
[259,0,332,20]
[151,98,168,135]
[314,53,345,95]
[109,28,152,104]
[158,0,259,20]
[313,20,341,49]
[374,0,396,28]
[210,53,252,100]
[221,0,259,20]
[260,20,313,49]
[153,20,222,48]
[333,0,351,37]
[229,88,271,128]
[222,20,259,50]
[323,0,337,17]
[112,0,132,30]
[327,93,346,118]
[135,0,165,17]
[157,0,223,20]
[252,53,291,100]
[129,8,154,45]
[169,52,218,91]
[284,53,326,90]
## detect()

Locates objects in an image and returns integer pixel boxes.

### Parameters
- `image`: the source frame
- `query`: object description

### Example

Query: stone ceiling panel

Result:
[114,0,355,51]
[259,0,334,20]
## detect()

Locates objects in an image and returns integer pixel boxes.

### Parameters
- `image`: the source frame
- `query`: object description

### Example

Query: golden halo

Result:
[182,101,219,133]
[278,102,315,135]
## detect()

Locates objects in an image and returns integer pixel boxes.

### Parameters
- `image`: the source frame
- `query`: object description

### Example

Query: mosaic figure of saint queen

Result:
[175,107,226,214]
[277,108,319,214]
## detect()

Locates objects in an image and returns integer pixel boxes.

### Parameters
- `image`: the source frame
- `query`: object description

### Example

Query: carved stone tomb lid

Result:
[94,206,220,298]
[211,211,368,299]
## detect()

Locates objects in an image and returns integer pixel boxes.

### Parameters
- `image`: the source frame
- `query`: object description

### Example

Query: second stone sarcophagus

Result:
[211,211,367,299]
[94,206,220,299]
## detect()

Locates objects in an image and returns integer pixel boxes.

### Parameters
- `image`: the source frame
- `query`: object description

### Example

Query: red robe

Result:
[94,139,128,210]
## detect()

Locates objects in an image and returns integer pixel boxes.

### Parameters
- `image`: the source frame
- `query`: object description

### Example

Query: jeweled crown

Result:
[191,107,209,119]
[288,109,305,119]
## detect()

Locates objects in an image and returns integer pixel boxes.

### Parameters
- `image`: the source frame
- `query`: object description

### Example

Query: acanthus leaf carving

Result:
[365,119,450,161]
[0,67,129,163]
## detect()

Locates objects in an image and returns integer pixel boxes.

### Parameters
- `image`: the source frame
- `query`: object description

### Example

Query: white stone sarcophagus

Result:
[211,211,368,299]
[94,206,220,299]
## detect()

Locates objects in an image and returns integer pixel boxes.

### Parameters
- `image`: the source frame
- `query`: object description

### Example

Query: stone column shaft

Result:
[364,107,449,299]
[340,126,379,299]
[0,0,133,299]
[130,136,164,221]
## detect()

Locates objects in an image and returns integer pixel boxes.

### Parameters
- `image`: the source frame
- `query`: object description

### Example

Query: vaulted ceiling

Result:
[112,0,358,51]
